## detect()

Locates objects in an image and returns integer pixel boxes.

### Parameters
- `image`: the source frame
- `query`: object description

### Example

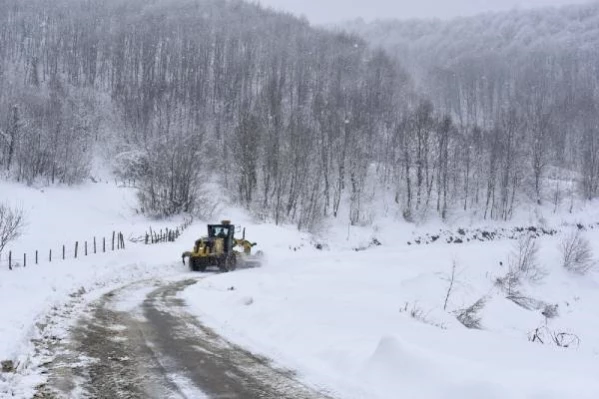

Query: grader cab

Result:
[182,220,262,272]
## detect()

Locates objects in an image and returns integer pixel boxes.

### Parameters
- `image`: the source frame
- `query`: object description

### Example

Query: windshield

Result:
[210,226,230,238]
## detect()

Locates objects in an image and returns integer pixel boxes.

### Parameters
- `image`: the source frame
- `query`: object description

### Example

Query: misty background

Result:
[256,0,587,24]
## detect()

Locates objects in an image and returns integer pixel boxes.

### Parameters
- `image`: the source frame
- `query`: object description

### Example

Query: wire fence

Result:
[1,216,194,271]
[129,217,193,245]
[0,232,126,271]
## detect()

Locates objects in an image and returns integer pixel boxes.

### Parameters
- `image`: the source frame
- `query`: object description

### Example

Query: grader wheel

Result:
[190,257,200,272]
[190,257,208,272]
[219,254,237,272]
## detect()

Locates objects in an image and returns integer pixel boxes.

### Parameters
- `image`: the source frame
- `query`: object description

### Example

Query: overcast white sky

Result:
[255,0,589,24]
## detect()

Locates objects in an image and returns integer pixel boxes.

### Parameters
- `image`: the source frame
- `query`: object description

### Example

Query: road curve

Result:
[34,278,335,399]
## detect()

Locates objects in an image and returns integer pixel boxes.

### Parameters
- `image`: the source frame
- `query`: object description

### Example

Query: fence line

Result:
[1,216,194,271]
[0,231,126,271]
[129,217,193,245]
[114,178,137,188]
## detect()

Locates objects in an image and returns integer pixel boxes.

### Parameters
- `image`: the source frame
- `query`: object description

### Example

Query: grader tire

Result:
[190,258,200,272]
[190,257,208,272]
[219,255,237,272]
[198,258,207,272]
[228,254,237,271]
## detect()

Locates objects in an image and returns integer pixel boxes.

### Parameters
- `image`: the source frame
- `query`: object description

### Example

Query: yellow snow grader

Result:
[182,220,262,272]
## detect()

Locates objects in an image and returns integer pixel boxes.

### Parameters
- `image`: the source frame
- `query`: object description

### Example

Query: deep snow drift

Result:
[2,179,599,398]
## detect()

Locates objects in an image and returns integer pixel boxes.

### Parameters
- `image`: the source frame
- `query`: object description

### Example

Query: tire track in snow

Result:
[34,278,335,399]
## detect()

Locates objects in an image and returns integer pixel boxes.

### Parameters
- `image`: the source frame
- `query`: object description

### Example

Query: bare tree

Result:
[561,230,595,275]
[510,234,545,282]
[0,203,25,255]
[3,0,599,229]
[443,260,458,311]
[495,265,521,296]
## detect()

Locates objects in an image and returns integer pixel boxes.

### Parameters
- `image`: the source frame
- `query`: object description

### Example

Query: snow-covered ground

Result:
[180,224,599,399]
[2,179,599,398]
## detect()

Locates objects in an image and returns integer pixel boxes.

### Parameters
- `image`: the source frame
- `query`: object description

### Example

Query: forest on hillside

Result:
[1,0,598,229]
[345,2,599,212]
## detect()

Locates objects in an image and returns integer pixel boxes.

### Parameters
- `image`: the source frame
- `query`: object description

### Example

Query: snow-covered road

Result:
[34,276,335,399]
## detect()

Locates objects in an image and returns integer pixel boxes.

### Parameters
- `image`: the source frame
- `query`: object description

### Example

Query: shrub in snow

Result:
[528,326,579,349]
[494,269,521,296]
[1,360,15,373]
[506,294,546,311]
[114,136,216,219]
[496,234,545,293]
[510,234,546,282]
[0,360,15,373]
[541,304,559,321]
[399,302,446,330]
[353,238,382,252]
[454,297,487,329]
[560,230,595,275]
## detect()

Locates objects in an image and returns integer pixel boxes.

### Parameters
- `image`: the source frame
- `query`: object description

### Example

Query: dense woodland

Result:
[0,0,598,229]
[346,3,599,217]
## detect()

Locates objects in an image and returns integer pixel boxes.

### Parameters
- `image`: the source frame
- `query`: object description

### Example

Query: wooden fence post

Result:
[49,249,52,262]
[121,233,125,249]
[75,242,78,258]
[9,251,11,270]
[85,241,88,256]
[24,253,26,267]
[145,233,149,245]
[62,245,65,260]
[112,231,115,251]
[94,237,97,254]
[103,237,106,252]
[36,250,38,265]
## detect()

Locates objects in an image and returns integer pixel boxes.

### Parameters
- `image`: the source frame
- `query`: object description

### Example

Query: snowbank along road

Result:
[33,277,335,399]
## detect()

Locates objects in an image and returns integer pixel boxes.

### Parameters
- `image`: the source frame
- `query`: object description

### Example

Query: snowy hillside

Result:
[2,181,599,398]
[1,0,599,397]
